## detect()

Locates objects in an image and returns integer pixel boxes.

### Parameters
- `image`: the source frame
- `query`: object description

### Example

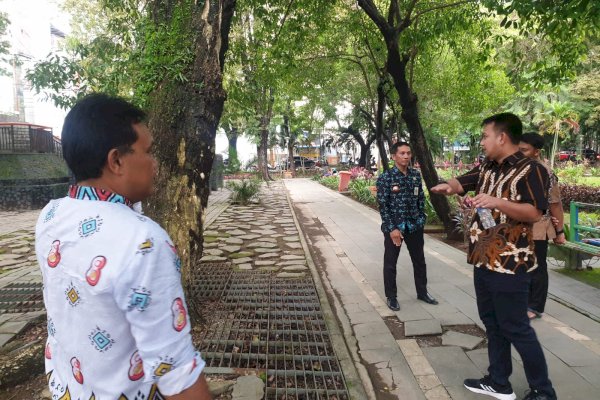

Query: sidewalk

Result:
[286,178,600,400]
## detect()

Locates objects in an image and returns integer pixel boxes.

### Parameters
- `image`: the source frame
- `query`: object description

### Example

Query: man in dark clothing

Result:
[432,113,556,400]
[376,141,438,312]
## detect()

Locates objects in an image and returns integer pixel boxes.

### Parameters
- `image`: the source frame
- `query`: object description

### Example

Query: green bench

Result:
[549,201,600,270]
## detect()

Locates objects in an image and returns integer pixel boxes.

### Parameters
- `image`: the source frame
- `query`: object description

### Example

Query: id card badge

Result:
[414,186,419,196]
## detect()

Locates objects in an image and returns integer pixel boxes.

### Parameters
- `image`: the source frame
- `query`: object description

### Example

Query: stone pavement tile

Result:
[389,361,427,400]
[359,348,402,364]
[0,314,14,325]
[573,366,600,389]
[357,333,398,351]
[0,320,28,334]
[446,385,486,400]
[395,303,434,322]
[353,321,390,338]
[534,322,600,367]
[423,384,451,400]
[231,375,264,400]
[421,346,481,391]
[347,310,382,325]
[542,349,599,398]
[441,331,483,350]
[397,339,421,356]
[276,272,304,278]
[405,320,442,336]
[232,257,253,264]
[405,355,436,376]
[281,266,307,271]
[0,333,14,347]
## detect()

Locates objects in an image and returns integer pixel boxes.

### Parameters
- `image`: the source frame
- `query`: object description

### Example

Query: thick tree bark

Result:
[144,0,236,318]
[226,127,239,169]
[357,0,454,234]
[257,88,274,181]
[375,79,390,171]
[283,113,297,176]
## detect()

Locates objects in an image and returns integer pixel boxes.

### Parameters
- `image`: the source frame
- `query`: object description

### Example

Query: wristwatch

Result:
[556,229,564,235]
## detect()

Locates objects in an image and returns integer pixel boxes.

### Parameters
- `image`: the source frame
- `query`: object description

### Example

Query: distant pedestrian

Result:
[432,113,556,400]
[519,133,565,319]
[35,94,212,400]
[376,141,438,312]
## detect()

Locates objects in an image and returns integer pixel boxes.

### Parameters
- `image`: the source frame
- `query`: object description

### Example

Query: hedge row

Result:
[559,184,600,210]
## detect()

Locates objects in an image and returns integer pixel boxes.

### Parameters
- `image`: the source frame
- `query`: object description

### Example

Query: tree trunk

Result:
[386,44,453,233]
[257,88,274,181]
[226,127,239,170]
[375,79,390,171]
[283,113,296,177]
[144,0,236,320]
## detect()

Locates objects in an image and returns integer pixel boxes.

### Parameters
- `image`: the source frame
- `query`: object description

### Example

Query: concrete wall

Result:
[0,177,69,210]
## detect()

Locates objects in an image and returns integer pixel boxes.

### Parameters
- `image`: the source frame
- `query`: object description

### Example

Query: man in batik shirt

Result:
[376,141,438,312]
[35,94,212,399]
[432,113,556,400]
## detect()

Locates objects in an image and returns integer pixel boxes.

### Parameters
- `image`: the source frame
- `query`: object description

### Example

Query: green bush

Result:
[319,176,339,190]
[226,179,261,205]
[348,178,377,206]
[556,162,585,185]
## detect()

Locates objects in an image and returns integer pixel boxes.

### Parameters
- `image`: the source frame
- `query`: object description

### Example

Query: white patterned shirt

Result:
[35,186,204,400]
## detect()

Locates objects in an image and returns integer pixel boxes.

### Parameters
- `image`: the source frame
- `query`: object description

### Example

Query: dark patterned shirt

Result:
[376,166,426,234]
[456,152,549,274]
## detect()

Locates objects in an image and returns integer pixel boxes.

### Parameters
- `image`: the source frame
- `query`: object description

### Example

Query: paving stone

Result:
[237,264,253,270]
[405,355,435,376]
[277,260,306,266]
[8,242,28,248]
[255,248,279,253]
[282,265,308,271]
[283,236,300,242]
[232,257,253,264]
[441,331,484,350]
[228,229,247,236]
[285,242,302,249]
[231,375,264,400]
[201,255,227,262]
[280,255,304,260]
[417,374,444,391]
[255,260,276,266]
[219,245,242,253]
[224,237,244,245]
[0,258,21,267]
[258,252,280,258]
[204,230,220,236]
[204,242,219,248]
[256,238,277,243]
[277,272,305,278]
[239,234,261,240]
[0,320,29,334]
[0,333,14,347]
[0,253,24,260]
[11,247,31,254]
[247,242,277,248]
[209,380,235,396]
[27,255,37,261]
[204,249,224,256]
[251,230,277,235]
[229,252,254,259]
[404,320,442,336]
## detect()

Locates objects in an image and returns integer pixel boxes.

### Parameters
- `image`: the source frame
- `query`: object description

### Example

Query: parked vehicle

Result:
[582,149,600,162]
[282,156,316,169]
[557,150,576,162]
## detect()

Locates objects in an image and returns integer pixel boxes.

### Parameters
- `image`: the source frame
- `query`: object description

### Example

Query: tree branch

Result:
[273,0,296,44]
[398,0,419,32]
[357,0,391,37]
[413,0,474,20]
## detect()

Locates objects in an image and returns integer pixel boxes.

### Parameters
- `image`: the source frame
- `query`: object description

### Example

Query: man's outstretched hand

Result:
[431,183,453,195]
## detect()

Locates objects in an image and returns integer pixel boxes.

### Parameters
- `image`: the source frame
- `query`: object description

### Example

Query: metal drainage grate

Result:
[192,262,233,300]
[194,271,350,399]
[0,282,44,314]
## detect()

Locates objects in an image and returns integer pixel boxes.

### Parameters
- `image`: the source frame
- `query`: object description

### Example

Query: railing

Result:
[570,201,600,245]
[0,123,62,156]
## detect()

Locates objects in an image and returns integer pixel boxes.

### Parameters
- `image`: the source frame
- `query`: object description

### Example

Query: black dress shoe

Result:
[387,297,400,311]
[417,293,438,305]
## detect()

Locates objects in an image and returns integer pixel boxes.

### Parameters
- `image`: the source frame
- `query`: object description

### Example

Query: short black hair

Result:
[61,93,146,182]
[390,141,410,155]
[482,112,522,144]
[520,132,544,150]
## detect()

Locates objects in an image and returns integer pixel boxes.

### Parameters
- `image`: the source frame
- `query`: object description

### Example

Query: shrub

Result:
[319,176,339,190]
[556,162,585,185]
[559,184,600,210]
[349,166,373,180]
[226,179,261,205]
[348,178,377,206]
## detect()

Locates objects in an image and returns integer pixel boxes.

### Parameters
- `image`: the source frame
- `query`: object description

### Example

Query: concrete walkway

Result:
[286,178,600,400]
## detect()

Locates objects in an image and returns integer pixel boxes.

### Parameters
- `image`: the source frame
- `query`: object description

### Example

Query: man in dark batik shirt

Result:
[432,113,556,400]
[376,141,437,312]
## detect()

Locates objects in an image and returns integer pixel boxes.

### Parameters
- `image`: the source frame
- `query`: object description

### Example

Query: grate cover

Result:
[194,270,350,399]
[0,282,44,314]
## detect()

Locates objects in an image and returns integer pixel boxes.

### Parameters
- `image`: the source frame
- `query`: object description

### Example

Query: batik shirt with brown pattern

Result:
[456,152,549,274]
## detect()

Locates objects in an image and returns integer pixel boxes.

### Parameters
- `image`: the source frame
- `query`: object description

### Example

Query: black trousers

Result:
[474,267,554,396]
[383,228,427,298]
[529,240,549,313]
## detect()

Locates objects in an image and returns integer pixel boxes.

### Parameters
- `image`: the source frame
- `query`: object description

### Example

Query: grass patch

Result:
[0,154,68,180]
[576,176,600,187]
[204,236,220,243]
[557,267,600,289]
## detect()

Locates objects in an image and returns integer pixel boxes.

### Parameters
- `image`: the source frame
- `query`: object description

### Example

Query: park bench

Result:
[549,201,600,270]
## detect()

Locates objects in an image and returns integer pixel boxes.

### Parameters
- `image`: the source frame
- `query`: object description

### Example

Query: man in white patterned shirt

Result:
[35,94,212,399]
